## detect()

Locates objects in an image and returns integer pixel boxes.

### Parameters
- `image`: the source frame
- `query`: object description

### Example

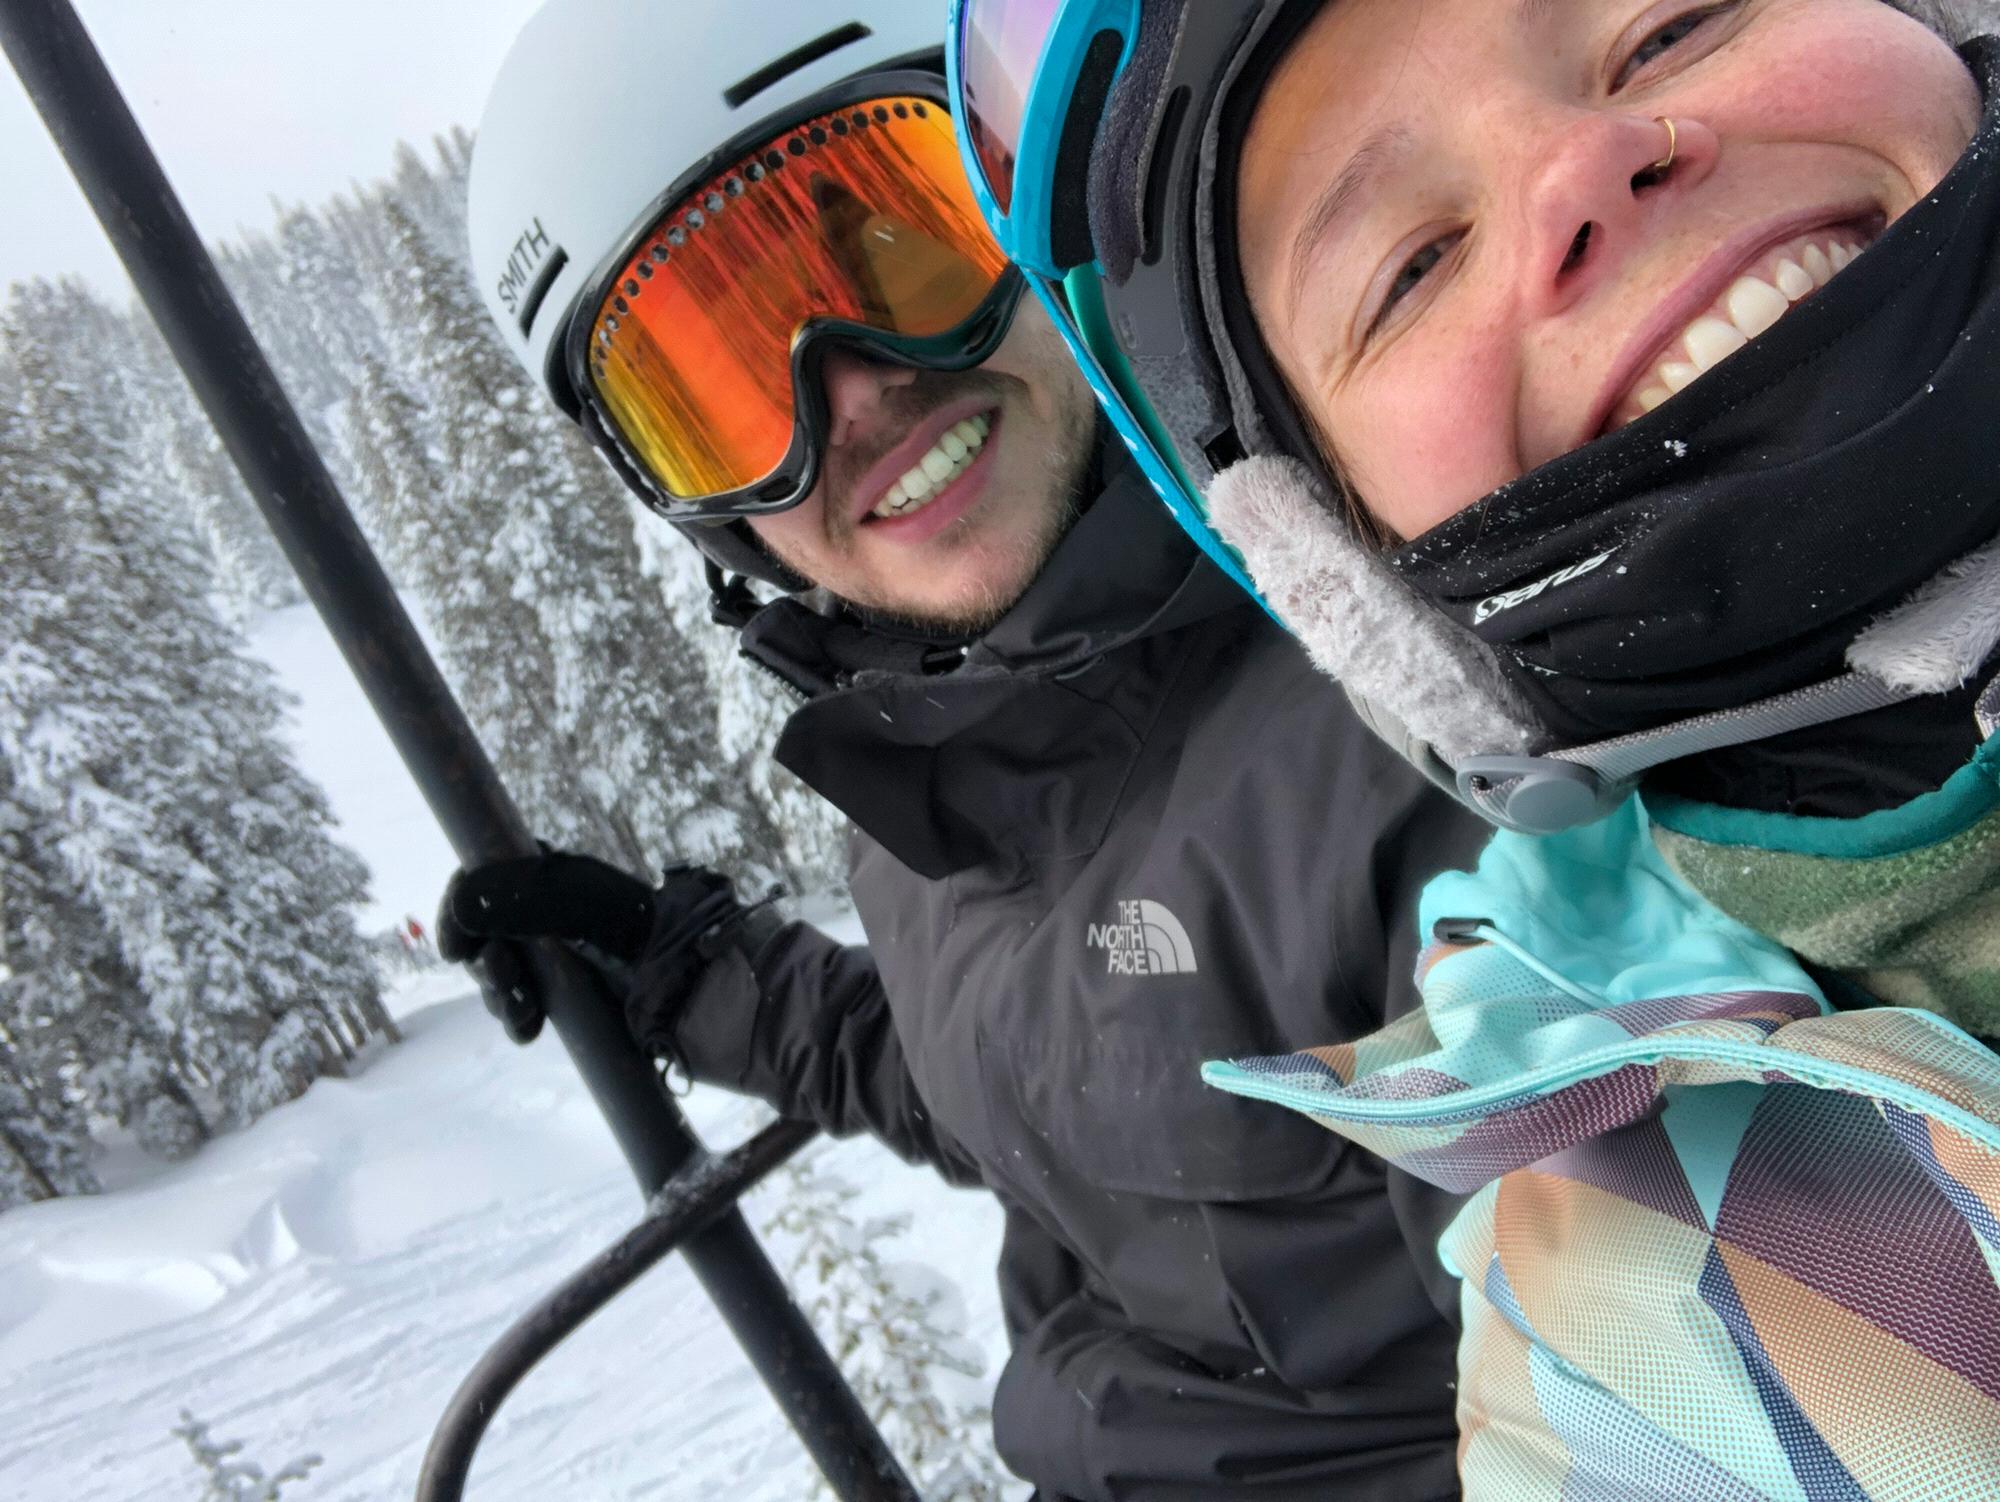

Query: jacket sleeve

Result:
[1325,749,1493,1323]
[665,917,984,1187]
[992,1290,1461,1502]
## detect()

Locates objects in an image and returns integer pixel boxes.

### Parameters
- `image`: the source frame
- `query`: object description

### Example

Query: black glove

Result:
[436,848,762,1050]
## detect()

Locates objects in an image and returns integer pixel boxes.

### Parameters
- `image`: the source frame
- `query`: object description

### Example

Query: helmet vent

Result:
[1140,87,1190,268]
[515,247,568,339]
[723,22,872,110]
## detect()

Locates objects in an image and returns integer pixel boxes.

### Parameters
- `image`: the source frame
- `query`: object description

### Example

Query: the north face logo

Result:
[1086,900,1198,976]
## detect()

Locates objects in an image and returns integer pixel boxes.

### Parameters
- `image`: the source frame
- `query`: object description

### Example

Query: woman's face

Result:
[1238,0,1982,541]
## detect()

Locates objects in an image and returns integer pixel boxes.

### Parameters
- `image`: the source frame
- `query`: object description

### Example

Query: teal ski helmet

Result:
[944,0,1341,606]
[947,0,2000,835]
[944,0,1999,566]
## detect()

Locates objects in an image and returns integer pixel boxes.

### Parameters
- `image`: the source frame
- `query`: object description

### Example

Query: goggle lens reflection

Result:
[587,96,1010,504]
[957,0,1063,215]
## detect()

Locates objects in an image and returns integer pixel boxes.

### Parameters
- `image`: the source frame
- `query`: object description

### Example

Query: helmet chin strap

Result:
[704,560,765,631]
[1455,671,1922,834]
[1208,452,2000,837]
[1456,521,2000,832]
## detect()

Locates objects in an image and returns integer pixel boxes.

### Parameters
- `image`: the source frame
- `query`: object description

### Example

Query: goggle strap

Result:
[1458,671,1918,834]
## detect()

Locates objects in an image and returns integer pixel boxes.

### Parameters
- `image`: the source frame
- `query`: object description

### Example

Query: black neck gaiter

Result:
[1388,38,2000,751]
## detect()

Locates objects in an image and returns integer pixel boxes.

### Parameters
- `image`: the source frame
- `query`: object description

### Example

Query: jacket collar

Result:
[745,440,1253,879]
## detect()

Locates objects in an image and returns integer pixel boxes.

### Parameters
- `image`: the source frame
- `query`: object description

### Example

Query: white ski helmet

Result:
[470,0,954,404]
[469,0,961,593]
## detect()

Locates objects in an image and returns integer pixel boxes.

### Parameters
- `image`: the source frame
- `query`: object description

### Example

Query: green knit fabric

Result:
[1648,749,2000,1039]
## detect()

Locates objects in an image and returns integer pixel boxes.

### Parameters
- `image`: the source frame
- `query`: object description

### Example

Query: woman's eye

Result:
[1370,233,1460,337]
[1614,3,1738,90]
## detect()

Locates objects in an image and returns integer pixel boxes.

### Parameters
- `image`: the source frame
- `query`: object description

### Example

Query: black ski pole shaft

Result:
[0,6,917,1498]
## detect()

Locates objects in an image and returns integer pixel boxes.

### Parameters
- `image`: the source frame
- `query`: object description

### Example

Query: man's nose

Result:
[821,347,920,448]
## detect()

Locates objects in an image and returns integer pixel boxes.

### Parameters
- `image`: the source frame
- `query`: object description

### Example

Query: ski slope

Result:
[0,603,1011,1500]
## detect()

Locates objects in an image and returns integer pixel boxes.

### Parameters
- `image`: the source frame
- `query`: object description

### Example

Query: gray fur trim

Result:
[1849,531,2000,691]
[1206,455,1542,762]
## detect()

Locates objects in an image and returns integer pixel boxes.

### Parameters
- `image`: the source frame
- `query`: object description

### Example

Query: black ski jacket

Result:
[668,452,1486,1500]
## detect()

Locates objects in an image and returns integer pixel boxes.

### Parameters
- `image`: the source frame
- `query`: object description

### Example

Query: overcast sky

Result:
[1,0,546,295]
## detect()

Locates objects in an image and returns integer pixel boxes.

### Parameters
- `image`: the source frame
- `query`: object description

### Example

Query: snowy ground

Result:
[0,604,1010,1500]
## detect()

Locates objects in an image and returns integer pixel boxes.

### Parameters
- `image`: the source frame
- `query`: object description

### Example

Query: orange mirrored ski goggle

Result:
[564,75,1022,519]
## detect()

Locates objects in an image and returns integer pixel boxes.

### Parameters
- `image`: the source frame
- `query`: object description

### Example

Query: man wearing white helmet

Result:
[466,7,1101,628]
[440,3,1482,1497]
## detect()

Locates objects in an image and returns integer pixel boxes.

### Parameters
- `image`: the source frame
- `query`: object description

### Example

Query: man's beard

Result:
[767,365,1098,637]
[849,474,1087,638]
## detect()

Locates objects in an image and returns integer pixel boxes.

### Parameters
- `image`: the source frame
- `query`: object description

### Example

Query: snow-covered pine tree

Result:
[0,1032,95,1210]
[353,200,796,890]
[0,760,207,1167]
[215,234,345,466]
[327,185,395,288]
[629,518,853,897]
[388,136,473,266]
[275,203,385,411]
[0,280,393,1126]
[124,318,302,619]
[762,1156,1008,1500]
[0,400,156,1198]
[0,814,99,1210]
[338,343,629,862]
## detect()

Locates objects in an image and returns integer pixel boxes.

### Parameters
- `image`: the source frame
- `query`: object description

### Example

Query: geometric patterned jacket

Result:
[1207,768,2000,1500]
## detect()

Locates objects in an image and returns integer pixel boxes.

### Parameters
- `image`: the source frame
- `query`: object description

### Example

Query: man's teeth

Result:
[1615,230,1869,427]
[870,413,992,519]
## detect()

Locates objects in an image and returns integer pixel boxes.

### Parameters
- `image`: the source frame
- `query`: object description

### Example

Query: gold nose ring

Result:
[1652,116,1679,173]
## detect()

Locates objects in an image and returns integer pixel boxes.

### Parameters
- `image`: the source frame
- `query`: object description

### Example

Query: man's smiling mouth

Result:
[869,412,994,520]
[1603,219,1880,434]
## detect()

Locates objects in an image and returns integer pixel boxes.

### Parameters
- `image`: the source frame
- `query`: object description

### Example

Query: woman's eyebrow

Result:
[1285,124,1414,311]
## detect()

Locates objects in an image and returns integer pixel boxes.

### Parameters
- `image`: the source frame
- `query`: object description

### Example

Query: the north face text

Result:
[1086,900,1198,976]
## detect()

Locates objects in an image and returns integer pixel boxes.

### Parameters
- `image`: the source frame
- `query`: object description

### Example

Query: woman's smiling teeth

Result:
[870,413,994,520]
[1609,228,1873,431]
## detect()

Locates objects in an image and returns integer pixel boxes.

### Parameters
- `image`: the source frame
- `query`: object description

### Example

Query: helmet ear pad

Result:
[1087,2,1185,281]
[1078,2,1349,500]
